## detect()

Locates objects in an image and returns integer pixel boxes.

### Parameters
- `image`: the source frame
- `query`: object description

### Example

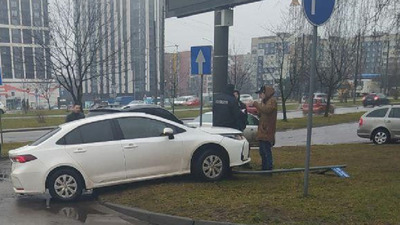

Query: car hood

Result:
[198,126,242,135]
[8,145,36,157]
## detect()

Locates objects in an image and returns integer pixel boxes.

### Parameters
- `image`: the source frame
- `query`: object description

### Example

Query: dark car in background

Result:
[87,104,183,124]
[362,93,390,107]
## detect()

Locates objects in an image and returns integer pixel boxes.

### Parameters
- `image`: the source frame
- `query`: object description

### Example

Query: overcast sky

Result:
[165,0,293,54]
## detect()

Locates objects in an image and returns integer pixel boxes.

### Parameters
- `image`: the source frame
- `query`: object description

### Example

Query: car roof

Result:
[88,105,183,124]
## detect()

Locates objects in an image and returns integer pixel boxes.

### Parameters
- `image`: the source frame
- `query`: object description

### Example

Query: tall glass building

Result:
[79,0,164,101]
[0,0,52,108]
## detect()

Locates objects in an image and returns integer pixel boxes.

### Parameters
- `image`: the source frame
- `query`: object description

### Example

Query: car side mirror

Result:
[163,128,174,140]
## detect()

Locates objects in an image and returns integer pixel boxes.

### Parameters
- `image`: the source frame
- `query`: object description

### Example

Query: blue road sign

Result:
[0,67,2,85]
[303,0,335,26]
[191,46,212,75]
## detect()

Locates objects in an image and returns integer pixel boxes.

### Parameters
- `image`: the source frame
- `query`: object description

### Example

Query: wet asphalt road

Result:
[0,160,150,225]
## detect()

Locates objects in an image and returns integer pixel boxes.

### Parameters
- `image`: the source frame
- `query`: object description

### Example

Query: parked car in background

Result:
[114,96,134,106]
[240,94,253,105]
[182,96,200,106]
[302,96,335,115]
[9,113,250,201]
[357,105,400,145]
[174,96,199,106]
[0,102,7,114]
[88,104,183,124]
[362,93,390,107]
[187,112,259,146]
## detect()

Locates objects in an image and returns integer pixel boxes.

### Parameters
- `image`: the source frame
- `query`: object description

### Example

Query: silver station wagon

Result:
[357,105,400,144]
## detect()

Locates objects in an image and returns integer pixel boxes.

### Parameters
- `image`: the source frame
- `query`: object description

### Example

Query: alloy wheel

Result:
[374,132,388,145]
[54,175,78,199]
[202,155,223,179]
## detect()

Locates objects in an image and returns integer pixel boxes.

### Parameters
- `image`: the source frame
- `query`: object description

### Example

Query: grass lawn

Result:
[2,117,65,130]
[3,109,70,117]
[98,143,400,225]
[276,112,364,131]
[1,142,30,157]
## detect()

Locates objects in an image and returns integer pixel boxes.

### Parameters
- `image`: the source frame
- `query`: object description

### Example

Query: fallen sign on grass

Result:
[233,165,350,178]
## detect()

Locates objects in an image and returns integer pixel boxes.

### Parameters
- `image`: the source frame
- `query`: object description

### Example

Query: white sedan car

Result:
[9,113,250,202]
[187,112,259,146]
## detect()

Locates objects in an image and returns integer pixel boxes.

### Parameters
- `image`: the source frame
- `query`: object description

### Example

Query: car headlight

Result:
[222,134,245,140]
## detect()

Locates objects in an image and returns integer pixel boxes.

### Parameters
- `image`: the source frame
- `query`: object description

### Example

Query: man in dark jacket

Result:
[233,90,248,131]
[213,84,242,130]
[65,104,85,122]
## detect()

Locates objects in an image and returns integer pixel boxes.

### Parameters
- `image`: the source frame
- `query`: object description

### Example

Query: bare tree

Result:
[228,47,252,93]
[316,1,358,117]
[32,79,59,110]
[34,0,126,109]
[261,4,306,121]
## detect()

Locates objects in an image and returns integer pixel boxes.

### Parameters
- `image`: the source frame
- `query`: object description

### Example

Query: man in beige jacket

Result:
[252,85,277,170]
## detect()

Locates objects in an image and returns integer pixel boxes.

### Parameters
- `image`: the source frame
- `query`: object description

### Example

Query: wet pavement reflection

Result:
[0,159,148,225]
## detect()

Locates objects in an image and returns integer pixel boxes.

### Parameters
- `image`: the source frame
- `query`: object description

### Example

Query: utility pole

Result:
[172,45,178,114]
[384,34,390,95]
[353,33,361,104]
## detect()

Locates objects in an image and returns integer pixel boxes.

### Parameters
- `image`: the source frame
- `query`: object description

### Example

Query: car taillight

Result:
[374,96,379,101]
[10,155,37,163]
[359,118,363,126]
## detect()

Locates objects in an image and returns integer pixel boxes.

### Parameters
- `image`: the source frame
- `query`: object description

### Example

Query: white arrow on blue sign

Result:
[303,0,335,26]
[191,46,212,75]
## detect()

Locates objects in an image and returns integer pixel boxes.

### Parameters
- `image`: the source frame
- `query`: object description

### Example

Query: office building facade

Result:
[80,0,164,101]
[0,0,54,108]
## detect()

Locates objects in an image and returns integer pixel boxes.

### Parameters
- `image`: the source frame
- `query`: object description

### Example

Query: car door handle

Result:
[73,148,86,153]
[124,144,138,149]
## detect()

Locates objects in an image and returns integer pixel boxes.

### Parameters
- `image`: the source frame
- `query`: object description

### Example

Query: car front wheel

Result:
[372,129,390,145]
[193,149,228,181]
[48,169,83,202]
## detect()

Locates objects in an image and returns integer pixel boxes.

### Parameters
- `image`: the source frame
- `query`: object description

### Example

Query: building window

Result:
[35,48,45,79]
[23,30,32,44]
[0,47,12,78]
[24,47,35,79]
[12,29,21,43]
[21,0,32,26]
[10,0,20,25]
[13,47,25,79]
[0,28,10,43]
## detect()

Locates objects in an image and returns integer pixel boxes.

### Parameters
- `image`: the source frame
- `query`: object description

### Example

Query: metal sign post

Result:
[302,0,335,197]
[191,46,212,127]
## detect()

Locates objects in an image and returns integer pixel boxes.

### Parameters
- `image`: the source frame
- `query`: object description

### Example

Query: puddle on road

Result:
[0,169,10,182]
[17,195,107,223]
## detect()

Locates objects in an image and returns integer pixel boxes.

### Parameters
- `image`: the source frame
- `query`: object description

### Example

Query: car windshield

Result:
[30,127,61,146]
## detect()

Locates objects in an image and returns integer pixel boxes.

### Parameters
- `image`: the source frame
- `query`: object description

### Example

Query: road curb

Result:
[103,202,245,225]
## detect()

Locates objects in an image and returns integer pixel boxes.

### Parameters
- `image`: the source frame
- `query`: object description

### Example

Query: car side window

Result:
[366,108,389,118]
[59,120,115,145]
[80,120,115,144]
[389,108,400,118]
[116,117,185,140]
[63,128,83,145]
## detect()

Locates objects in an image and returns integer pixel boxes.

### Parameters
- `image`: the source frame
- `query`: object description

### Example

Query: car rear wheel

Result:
[193,149,228,181]
[372,129,390,145]
[48,169,83,202]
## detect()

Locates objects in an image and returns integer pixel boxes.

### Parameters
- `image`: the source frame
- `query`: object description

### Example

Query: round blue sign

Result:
[303,0,336,26]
